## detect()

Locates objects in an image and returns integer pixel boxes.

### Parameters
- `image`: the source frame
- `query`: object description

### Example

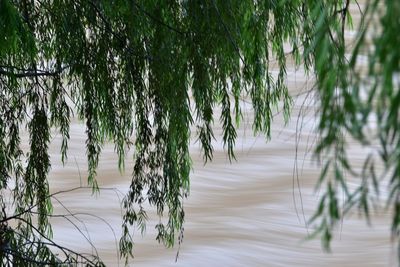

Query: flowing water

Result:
[44,3,395,266]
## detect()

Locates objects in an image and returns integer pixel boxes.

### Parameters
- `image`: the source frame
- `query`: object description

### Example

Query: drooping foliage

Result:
[305,0,400,252]
[0,0,298,264]
[0,0,398,265]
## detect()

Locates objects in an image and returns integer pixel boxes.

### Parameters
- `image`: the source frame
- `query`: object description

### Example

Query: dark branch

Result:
[132,2,187,35]
[0,65,69,78]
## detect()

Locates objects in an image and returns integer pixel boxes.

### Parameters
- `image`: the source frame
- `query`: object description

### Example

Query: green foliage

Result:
[0,0,399,265]
[306,0,400,253]
[0,0,297,264]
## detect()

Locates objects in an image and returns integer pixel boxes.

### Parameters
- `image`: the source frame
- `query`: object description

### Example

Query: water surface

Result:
[47,3,394,266]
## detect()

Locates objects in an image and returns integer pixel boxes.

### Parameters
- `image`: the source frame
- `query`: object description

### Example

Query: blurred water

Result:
[47,3,394,266]
[46,75,393,267]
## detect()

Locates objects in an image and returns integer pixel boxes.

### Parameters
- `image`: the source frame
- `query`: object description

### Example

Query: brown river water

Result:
[42,2,395,266]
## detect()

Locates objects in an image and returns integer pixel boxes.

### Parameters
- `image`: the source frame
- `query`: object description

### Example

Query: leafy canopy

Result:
[0,0,398,265]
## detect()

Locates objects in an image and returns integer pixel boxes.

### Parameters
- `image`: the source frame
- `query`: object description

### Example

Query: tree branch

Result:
[0,65,69,78]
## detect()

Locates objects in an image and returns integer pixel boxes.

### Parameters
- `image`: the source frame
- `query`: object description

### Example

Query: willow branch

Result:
[0,65,69,78]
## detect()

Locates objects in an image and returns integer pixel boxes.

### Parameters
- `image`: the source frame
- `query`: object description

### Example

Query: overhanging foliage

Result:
[0,0,399,265]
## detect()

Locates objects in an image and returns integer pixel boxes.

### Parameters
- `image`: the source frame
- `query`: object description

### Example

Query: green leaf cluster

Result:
[306,0,400,253]
[0,0,300,264]
[1,0,400,265]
